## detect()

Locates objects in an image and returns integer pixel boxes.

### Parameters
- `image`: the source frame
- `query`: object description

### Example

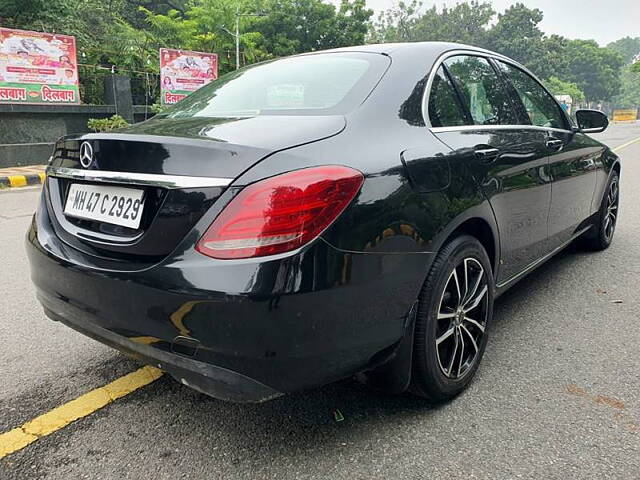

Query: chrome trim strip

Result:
[421,48,573,133]
[429,124,574,135]
[46,166,233,189]
[496,226,591,290]
[580,127,604,134]
[422,49,497,129]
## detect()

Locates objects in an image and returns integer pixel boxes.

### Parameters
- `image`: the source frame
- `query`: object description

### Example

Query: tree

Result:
[370,1,625,103]
[0,0,125,60]
[2,0,631,106]
[369,0,493,45]
[0,0,79,32]
[486,3,548,75]
[612,66,640,108]
[539,34,571,80]
[331,0,373,49]
[251,0,372,57]
[139,0,373,72]
[414,1,494,45]
[545,77,585,104]
[139,0,264,73]
[607,37,640,64]
[562,40,624,103]
[368,0,419,43]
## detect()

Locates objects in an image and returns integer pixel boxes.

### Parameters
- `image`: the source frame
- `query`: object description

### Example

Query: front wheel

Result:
[410,235,494,403]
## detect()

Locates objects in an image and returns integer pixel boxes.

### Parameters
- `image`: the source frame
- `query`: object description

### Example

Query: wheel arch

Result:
[603,147,621,176]
[611,159,621,176]
[445,218,497,276]
[430,204,501,280]
[592,149,621,216]
[363,203,500,394]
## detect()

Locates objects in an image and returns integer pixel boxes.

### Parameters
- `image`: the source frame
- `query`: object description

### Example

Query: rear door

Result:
[428,54,552,284]
[495,60,598,249]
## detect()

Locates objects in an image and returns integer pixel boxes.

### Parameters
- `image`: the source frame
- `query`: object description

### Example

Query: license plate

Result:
[64,183,145,229]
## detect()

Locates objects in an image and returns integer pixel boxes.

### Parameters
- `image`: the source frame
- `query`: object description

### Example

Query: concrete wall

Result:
[0,105,154,168]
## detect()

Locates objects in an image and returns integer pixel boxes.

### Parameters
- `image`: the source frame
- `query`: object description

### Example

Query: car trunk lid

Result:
[45,115,346,261]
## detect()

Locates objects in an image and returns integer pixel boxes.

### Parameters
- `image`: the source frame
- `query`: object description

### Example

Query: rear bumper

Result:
[26,188,431,402]
[42,303,281,402]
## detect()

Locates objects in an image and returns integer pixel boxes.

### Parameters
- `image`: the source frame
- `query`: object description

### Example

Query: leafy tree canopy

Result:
[0,0,633,104]
[562,39,624,102]
[371,1,626,102]
[612,65,640,108]
[545,77,585,103]
[607,37,640,64]
[0,0,372,74]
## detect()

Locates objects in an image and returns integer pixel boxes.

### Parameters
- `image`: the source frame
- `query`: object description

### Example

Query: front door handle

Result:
[546,138,564,151]
[474,146,500,163]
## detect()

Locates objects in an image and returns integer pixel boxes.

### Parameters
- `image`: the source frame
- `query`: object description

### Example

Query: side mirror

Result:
[575,109,609,133]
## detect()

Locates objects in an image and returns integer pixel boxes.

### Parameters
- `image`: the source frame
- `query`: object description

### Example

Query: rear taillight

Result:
[196,165,364,259]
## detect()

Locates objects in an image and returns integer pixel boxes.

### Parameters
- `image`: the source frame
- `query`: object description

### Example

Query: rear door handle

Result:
[546,138,564,151]
[474,147,500,163]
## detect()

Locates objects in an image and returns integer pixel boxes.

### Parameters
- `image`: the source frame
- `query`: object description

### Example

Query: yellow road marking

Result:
[0,366,163,459]
[613,136,640,153]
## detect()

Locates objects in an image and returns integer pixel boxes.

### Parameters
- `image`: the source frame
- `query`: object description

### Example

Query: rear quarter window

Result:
[428,66,470,127]
[444,55,518,126]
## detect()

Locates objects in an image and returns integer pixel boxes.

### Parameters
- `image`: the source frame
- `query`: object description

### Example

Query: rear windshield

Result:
[161,52,389,118]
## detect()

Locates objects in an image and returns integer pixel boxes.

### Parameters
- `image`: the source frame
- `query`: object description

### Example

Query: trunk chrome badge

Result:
[79,142,94,168]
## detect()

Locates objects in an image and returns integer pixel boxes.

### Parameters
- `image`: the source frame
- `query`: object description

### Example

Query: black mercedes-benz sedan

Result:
[27,42,620,403]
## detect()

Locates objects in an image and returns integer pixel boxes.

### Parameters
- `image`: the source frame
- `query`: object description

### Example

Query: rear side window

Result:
[497,61,568,129]
[428,67,470,127]
[162,53,389,118]
[444,55,517,126]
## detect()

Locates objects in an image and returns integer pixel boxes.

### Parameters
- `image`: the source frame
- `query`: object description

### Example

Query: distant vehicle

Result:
[27,43,619,403]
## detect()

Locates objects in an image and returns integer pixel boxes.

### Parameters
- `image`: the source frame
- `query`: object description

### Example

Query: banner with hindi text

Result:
[0,27,80,104]
[160,48,218,105]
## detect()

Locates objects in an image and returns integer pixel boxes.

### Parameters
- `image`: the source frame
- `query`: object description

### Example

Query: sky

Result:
[343,0,640,46]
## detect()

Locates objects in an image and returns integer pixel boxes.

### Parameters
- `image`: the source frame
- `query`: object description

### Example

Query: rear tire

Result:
[410,235,494,403]
[578,171,619,251]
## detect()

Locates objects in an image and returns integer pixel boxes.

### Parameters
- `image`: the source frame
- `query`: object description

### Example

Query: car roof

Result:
[319,41,503,58]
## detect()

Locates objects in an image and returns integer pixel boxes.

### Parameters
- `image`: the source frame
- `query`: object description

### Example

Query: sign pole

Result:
[235,6,240,70]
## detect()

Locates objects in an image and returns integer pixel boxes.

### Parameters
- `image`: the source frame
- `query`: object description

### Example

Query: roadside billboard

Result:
[0,27,80,104]
[160,48,218,105]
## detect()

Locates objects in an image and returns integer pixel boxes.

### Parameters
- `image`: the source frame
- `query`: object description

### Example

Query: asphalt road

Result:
[1,123,639,479]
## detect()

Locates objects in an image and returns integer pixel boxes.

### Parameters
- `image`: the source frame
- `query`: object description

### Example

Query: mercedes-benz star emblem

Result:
[79,141,94,168]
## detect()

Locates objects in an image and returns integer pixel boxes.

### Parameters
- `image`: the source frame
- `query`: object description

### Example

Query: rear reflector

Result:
[196,165,364,259]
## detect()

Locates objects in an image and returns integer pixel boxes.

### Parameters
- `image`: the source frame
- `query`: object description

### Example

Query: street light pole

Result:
[235,6,240,71]
[222,9,265,70]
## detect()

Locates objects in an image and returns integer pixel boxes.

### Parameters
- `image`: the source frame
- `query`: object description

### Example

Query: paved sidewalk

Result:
[0,165,46,188]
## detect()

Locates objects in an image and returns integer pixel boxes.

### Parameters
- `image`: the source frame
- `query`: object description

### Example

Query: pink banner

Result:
[0,27,80,104]
[160,48,218,105]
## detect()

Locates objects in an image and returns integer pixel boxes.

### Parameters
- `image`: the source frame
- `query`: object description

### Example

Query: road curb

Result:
[0,172,46,189]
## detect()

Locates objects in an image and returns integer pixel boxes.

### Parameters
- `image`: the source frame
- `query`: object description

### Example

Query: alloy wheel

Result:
[603,178,619,242]
[435,257,489,379]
